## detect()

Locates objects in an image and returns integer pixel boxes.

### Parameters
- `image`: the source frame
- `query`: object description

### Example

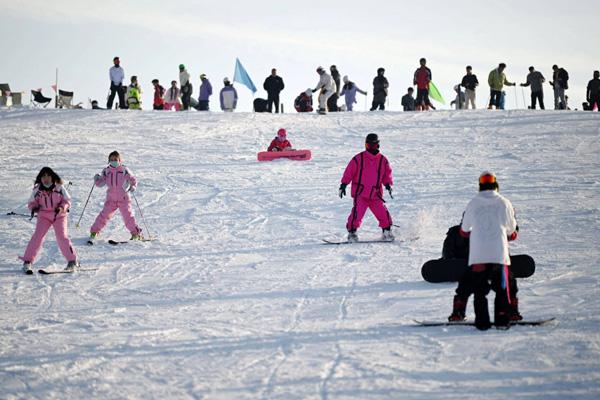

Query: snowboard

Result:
[421,254,535,283]
[414,317,555,327]
[257,149,312,162]
[321,236,418,245]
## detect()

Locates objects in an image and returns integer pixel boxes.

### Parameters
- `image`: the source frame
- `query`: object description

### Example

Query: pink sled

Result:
[257,149,312,161]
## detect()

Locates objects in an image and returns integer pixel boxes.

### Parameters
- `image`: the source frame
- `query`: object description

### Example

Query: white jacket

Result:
[109,66,125,85]
[179,70,190,86]
[314,72,336,94]
[461,190,517,266]
[163,87,181,103]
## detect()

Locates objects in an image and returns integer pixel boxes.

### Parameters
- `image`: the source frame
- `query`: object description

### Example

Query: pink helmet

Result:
[277,128,287,139]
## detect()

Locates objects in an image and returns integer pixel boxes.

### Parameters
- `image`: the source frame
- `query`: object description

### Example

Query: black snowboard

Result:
[414,317,555,327]
[421,254,535,283]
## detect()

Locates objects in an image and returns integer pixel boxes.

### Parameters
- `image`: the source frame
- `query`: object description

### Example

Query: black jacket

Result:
[587,78,600,99]
[372,76,389,96]
[442,225,470,260]
[263,75,285,94]
[461,74,479,91]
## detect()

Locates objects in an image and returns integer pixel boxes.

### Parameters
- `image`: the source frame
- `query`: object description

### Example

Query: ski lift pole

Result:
[75,182,95,228]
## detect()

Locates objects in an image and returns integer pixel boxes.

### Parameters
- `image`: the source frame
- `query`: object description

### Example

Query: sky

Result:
[1,0,598,111]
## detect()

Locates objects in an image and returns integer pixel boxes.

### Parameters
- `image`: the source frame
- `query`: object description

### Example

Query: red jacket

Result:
[268,138,292,151]
[414,66,432,90]
[153,85,165,106]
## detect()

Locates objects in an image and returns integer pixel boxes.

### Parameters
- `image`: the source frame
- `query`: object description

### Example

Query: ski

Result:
[38,267,98,275]
[413,317,556,327]
[108,238,156,245]
[321,236,419,245]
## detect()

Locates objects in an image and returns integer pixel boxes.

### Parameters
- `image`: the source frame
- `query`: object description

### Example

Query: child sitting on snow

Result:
[268,128,293,152]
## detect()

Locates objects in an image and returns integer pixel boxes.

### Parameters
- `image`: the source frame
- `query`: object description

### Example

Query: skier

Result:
[549,64,569,110]
[459,172,518,330]
[401,87,416,111]
[520,66,546,110]
[328,65,341,112]
[414,58,432,111]
[443,221,523,322]
[88,151,142,244]
[450,85,466,110]
[19,167,78,273]
[461,66,479,109]
[312,66,336,114]
[151,79,165,110]
[179,64,193,110]
[340,76,367,111]
[294,89,313,112]
[126,76,142,110]
[220,77,238,112]
[267,128,293,152]
[197,73,213,111]
[163,80,182,111]
[107,56,126,109]
[587,70,600,111]
[339,133,394,242]
[370,67,389,111]
[488,63,515,109]
[263,68,285,113]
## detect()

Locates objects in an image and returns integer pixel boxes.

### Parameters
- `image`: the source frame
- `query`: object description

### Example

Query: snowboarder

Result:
[340,76,367,111]
[263,68,285,113]
[549,64,569,110]
[458,172,518,330]
[126,76,142,110]
[179,64,193,110]
[414,58,432,111]
[586,70,600,112]
[328,65,341,112]
[107,56,126,109]
[461,66,479,109]
[450,85,466,110]
[312,66,336,114]
[294,89,313,112]
[163,80,182,111]
[220,77,238,112]
[520,66,546,110]
[151,79,165,110]
[267,128,293,152]
[88,151,142,244]
[196,73,213,111]
[19,167,78,273]
[339,133,394,242]
[488,63,515,109]
[370,68,388,111]
[401,87,416,111]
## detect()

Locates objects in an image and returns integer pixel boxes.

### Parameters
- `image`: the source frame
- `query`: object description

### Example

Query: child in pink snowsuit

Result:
[89,151,142,242]
[339,133,394,242]
[20,167,78,273]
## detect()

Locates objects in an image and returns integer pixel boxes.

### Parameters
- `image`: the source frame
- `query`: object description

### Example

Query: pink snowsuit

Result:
[341,150,393,231]
[90,165,142,235]
[20,184,77,263]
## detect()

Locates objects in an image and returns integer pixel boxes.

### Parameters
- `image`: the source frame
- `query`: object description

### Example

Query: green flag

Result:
[429,81,445,104]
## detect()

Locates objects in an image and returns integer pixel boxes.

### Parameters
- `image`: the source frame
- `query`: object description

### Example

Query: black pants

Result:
[590,95,600,111]
[181,84,192,110]
[416,89,430,107]
[489,90,502,108]
[107,84,126,109]
[455,268,518,301]
[531,91,544,110]
[267,93,280,113]
[196,100,209,111]
[327,94,339,112]
[370,95,386,111]
[471,264,514,329]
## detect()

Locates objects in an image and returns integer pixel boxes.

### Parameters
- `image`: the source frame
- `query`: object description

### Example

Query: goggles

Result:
[479,174,496,184]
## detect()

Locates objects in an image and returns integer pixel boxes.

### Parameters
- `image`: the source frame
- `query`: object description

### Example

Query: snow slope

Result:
[1,108,599,399]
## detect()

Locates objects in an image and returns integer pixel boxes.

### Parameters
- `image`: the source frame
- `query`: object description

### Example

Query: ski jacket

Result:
[460,190,517,266]
[127,85,142,109]
[461,74,479,91]
[220,85,238,111]
[199,80,213,101]
[263,75,285,94]
[95,165,137,201]
[314,72,336,94]
[268,138,292,152]
[414,66,432,90]
[331,70,341,95]
[587,78,600,99]
[442,225,469,260]
[372,76,389,98]
[523,71,545,92]
[341,151,393,200]
[153,85,165,106]
[340,82,366,105]
[294,93,313,112]
[28,184,71,214]
[109,66,124,86]
[488,69,513,91]
[164,87,181,103]
[179,70,190,87]
[401,94,415,111]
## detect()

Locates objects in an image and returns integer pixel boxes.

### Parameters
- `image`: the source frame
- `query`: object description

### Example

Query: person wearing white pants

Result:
[312,66,336,113]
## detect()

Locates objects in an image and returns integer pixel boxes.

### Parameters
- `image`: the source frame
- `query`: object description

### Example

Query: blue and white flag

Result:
[233,58,257,93]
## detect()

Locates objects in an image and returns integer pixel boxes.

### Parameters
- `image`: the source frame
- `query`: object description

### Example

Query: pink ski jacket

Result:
[28,184,71,213]
[95,165,137,201]
[341,151,393,200]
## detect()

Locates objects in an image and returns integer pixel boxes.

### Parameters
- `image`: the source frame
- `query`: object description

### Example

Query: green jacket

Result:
[488,69,514,91]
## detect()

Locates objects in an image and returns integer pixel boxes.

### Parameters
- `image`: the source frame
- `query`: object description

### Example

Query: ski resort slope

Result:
[0,108,599,399]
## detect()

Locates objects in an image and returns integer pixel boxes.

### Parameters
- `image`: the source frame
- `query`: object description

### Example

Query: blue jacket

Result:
[199,79,213,101]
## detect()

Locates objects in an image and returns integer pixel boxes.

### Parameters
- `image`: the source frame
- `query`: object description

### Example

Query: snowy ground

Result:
[1,108,599,399]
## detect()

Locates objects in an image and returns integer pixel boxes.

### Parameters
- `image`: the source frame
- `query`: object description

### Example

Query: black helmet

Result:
[365,133,379,144]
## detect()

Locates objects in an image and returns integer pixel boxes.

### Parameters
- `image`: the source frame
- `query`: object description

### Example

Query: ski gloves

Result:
[339,183,347,198]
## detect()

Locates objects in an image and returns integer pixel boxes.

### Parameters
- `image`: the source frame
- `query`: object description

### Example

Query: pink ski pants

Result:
[20,212,76,263]
[91,198,141,235]
[346,196,392,232]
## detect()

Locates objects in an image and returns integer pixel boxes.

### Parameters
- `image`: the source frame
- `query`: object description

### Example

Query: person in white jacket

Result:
[459,171,518,331]
[312,66,336,114]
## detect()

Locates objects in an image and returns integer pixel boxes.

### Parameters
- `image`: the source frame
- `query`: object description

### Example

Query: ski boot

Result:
[448,295,467,322]
[87,232,97,245]
[22,261,33,275]
[65,260,79,272]
[130,233,142,241]
[509,297,523,321]
[382,227,395,242]
[347,230,358,243]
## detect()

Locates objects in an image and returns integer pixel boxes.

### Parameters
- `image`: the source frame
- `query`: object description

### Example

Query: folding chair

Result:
[0,83,10,107]
[57,89,74,109]
[31,90,53,108]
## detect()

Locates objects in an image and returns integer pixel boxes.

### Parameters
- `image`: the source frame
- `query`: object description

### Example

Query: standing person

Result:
[520,66,546,110]
[450,85,466,110]
[107,56,126,109]
[339,133,394,242]
[151,79,165,110]
[89,151,142,244]
[196,73,213,111]
[587,70,600,111]
[340,76,367,111]
[488,63,515,109]
[370,67,389,111]
[461,66,479,109]
[459,172,518,330]
[328,65,341,112]
[312,66,336,114]
[401,87,416,111]
[549,64,569,110]
[126,76,142,110]
[220,77,238,112]
[263,68,285,113]
[163,80,182,111]
[179,64,193,110]
[19,167,78,273]
[414,58,432,111]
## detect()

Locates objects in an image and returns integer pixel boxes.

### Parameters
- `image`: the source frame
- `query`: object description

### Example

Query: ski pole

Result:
[513,86,518,109]
[521,86,527,109]
[76,182,95,228]
[132,192,152,239]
